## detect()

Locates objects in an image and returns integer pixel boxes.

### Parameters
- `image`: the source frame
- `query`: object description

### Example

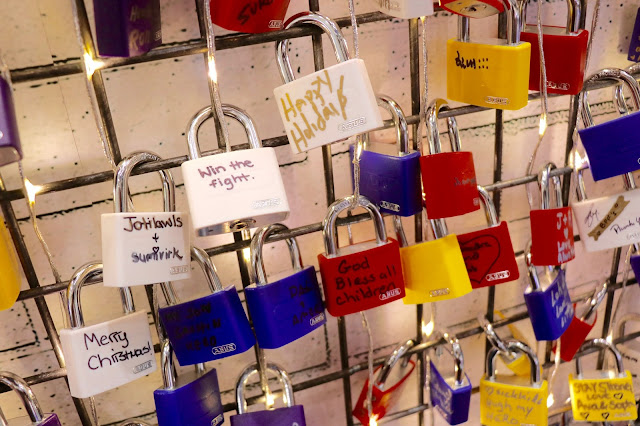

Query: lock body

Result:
[210,0,291,33]
[373,0,434,19]
[529,206,575,265]
[569,372,637,422]
[230,406,306,426]
[93,0,162,57]
[520,26,588,95]
[274,60,383,154]
[9,415,62,425]
[400,235,472,304]
[524,269,574,341]
[420,152,479,218]
[318,239,405,316]
[181,147,290,235]
[245,266,326,349]
[456,221,519,288]
[101,212,190,287]
[480,376,548,426]
[429,361,472,425]
[159,286,255,365]
[0,77,22,167]
[629,8,640,62]
[0,221,21,311]
[557,304,596,362]
[631,254,640,282]
[60,310,157,398]
[447,39,531,110]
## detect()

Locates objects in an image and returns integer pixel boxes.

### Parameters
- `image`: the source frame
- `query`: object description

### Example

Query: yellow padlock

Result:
[569,338,637,422]
[0,220,21,310]
[394,217,471,304]
[480,340,548,426]
[446,0,531,111]
[479,313,532,378]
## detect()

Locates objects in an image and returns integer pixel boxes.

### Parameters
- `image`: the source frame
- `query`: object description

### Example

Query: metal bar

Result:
[562,95,580,206]
[598,247,622,368]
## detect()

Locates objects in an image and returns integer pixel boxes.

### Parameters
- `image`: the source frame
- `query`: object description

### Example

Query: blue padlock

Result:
[245,223,326,349]
[350,94,422,216]
[154,340,224,426]
[523,243,574,341]
[159,246,255,365]
[429,333,472,425]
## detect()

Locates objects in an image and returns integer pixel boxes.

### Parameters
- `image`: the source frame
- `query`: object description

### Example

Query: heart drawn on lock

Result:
[614,392,624,399]
[458,234,501,284]
[580,412,589,420]
[602,412,610,419]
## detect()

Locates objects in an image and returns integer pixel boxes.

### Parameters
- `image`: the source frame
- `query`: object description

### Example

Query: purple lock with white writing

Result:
[0,71,23,167]
[629,8,640,62]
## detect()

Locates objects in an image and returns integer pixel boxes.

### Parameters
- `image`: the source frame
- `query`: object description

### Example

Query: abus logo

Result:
[170,265,189,275]
[132,360,153,374]
[338,117,366,132]
[252,198,282,209]
[430,288,450,297]
[377,0,401,11]
[211,414,224,426]
[485,96,510,105]
[310,313,325,326]
[547,81,570,91]
[380,200,400,212]
[379,288,401,300]
[486,270,510,281]
[268,20,283,29]
[212,343,236,355]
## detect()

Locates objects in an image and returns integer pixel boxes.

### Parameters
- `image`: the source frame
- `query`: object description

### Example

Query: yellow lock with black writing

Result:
[569,338,637,422]
[479,312,536,378]
[0,220,21,310]
[447,0,531,111]
[480,340,548,426]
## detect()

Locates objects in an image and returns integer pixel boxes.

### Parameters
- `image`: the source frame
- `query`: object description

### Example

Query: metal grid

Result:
[1,1,640,425]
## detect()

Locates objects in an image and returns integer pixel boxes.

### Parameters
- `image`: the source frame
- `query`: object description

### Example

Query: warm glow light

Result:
[571,149,587,170]
[242,247,251,263]
[208,58,218,83]
[422,320,434,338]
[538,113,547,138]
[369,415,379,426]
[83,52,104,78]
[265,391,275,409]
[547,394,554,408]
[24,178,42,206]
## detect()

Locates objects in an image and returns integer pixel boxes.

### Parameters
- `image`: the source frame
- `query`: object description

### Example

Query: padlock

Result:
[273,12,383,154]
[456,185,519,288]
[245,223,326,349]
[429,334,472,425]
[209,0,290,33]
[0,371,61,425]
[478,314,532,377]
[318,195,405,316]
[230,363,306,426]
[439,0,504,18]
[93,0,162,57]
[353,95,422,217]
[0,60,22,166]
[447,0,531,110]
[421,98,479,219]
[629,8,640,62]
[529,162,575,265]
[352,340,416,424]
[569,338,637,422]
[158,246,255,365]
[523,244,574,341]
[101,151,190,287]
[614,314,640,393]
[395,216,472,304]
[181,104,290,235]
[520,0,588,94]
[372,0,433,19]
[59,263,157,398]
[578,68,640,181]
[480,340,549,426]
[0,220,21,311]
[154,340,224,426]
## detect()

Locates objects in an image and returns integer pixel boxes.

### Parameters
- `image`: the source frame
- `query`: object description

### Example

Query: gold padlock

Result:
[0,220,21,310]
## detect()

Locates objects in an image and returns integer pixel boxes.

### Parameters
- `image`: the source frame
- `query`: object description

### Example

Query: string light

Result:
[422,319,434,337]
[369,415,379,426]
[83,52,104,78]
[23,178,42,207]
[208,57,218,83]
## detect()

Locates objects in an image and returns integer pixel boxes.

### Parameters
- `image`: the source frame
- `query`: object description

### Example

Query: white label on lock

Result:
[374,0,434,19]
[273,59,384,154]
[60,311,157,398]
[572,189,640,252]
[101,212,191,287]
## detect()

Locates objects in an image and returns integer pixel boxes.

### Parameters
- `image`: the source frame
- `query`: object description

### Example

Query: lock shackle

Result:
[576,160,637,203]
[486,340,541,386]
[478,315,519,361]
[538,162,563,210]
[235,362,295,414]
[0,372,44,423]
[520,0,584,34]
[478,186,499,226]
[323,195,387,257]
[460,0,521,44]
[160,339,206,390]
[250,223,303,287]
[118,420,153,426]
[430,218,449,240]
[375,339,415,388]
[614,313,640,339]
[435,333,466,386]
[580,69,640,130]
[425,98,462,156]
[577,281,607,322]
[276,12,350,84]
[187,104,262,160]
[613,64,640,115]
[392,216,409,248]
[575,338,625,377]
[394,215,450,246]
[373,95,411,155]
[191,246,224,293]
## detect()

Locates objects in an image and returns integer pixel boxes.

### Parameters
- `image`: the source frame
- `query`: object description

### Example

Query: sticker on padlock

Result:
[352,340,416,424]
[569,338,637,422]
[93,0,162,57]
[274,12,383,154]
[614,314,640,395]
[318,196,405,316]
[629,8,640,62]
[154,340,224,426]
[59,263,157,398]
[439,0,504,18]
[447,0,531,110]
[0,220,21,311]
[480,340,549,426]
[373,0,433,19]
[159,247,255,365]
[182,104,290,236]
[0,61,22,167]
[246,223,326,349]
[209,0,291,33]
[0,372,61,425]
[530,163,575,265]
[230,363,306,426]
[456,186,519,288]
[478,314,533,378]
[102,151,191,287]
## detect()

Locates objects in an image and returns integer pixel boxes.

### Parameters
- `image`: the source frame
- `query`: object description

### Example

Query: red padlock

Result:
[421,99,479,219]
[318,195,406,317]
[439,0,504,18]
[209,0,290,33]
[529,163,575,266]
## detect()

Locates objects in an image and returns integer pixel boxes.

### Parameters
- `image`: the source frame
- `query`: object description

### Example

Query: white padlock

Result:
[181,104,290,236]
[59,263,157,398]
[101,151,191,287]
[273,12,383,154]
[373,0,434,19]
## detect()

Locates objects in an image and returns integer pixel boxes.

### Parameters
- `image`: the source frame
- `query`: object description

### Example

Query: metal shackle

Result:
[375,339,415,389]
[394,215,449,247]
[425,98,462,156]
[276,12,350,84]
[434,333,467,387]
[478,315,518,362]
[250,223,303,287]
[186,104,262,160]
[0,372,45,424]
[118,420,153,426]
[538,162,563,210]
[575,338,625,377]
[581,69,640,130]
[576,160,637,202]
[576,281,607,323]
[372,95,411,156]
[520,0,584,34]
[191,246,225,294]
[430,218,450,241]
[323,195,387,257]
[486,340,542,387]
[613,64,640,115]
[478,186,499,227]
[615,313,640,340]
[235,362,296,414]
[392,216,409,249]
[159,339,205,390]
[458,0,522,45]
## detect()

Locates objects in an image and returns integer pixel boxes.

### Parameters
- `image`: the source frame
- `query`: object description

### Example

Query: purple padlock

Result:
[0,65,23,167]
[230,362,306,426]
[245,223,326,349]
[0,371,61,425]
[159,246,255,365]
[628,8,640,62]
[93,0,162,57]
